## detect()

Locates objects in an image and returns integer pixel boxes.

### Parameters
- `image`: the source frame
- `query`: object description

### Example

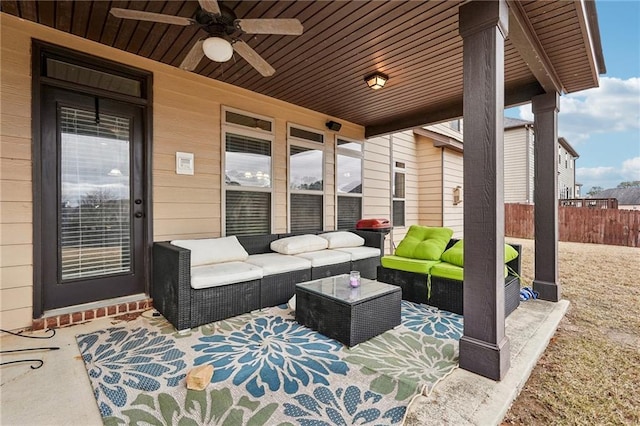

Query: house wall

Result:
[504,126,533,203]
[0,14,365,330]
[442,149,464,237]
[384,131,416,250]
[416,135,443,230]
[388,130,466,248]
[362,134,392,253]
[557,144,576,199]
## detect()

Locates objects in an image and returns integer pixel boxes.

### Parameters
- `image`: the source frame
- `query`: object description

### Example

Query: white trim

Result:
[335,135,364,229]
[287,122,326,232]
[221,105,275,236]
[222,105,274,136]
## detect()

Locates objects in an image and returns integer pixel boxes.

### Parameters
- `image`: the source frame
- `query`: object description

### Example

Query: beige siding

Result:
[425,122,463,142]
[504,127,531,203]
[416,135,444,229]
[1,17,33,330]
[363,135,392,253]
[324,136,336,230]
[388,132,412,249]
[442,150,464,237]
[0,14,364,330]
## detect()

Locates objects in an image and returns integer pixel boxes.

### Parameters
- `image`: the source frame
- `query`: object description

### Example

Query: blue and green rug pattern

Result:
[76,301,463,425]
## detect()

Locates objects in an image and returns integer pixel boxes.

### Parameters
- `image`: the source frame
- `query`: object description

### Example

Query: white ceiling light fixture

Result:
[202,37,233,62]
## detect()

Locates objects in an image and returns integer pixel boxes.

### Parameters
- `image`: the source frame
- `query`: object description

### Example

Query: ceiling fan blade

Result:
[233,40,275,77]
[110,8,194,26]
[236,19,303,35]
[179,40,206,71]
[198,0,221,14]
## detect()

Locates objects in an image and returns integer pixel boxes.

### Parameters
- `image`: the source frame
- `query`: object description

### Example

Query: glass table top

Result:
[296,274,397,304]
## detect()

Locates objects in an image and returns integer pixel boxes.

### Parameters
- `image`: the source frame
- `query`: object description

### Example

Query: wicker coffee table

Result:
[295,274,401,347]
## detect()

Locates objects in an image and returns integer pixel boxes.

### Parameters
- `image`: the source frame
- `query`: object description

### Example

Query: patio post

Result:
[458,0,510,380]
[532,92,561,301]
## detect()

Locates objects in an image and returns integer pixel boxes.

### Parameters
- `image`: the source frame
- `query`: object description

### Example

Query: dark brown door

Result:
[41,87,146,310]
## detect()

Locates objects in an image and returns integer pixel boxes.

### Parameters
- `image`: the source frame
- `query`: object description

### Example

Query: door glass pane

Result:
[60,107,131,280]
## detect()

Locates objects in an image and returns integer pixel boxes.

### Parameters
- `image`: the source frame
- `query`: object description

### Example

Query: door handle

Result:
[135,212,143,218]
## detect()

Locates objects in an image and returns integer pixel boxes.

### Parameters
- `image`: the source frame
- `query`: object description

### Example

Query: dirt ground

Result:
[502,239,640,425]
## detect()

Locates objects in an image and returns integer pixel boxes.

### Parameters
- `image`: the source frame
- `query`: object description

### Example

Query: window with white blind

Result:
[223,108,273,236]
[336,138,363,230]
[60,107,132,280]
[288,125,324,233]
[393,161,406,227]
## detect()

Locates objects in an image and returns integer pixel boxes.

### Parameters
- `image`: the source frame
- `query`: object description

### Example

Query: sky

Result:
[505,0,640,194]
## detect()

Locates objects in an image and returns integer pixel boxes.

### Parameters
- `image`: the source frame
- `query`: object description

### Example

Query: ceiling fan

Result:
[110,0,303,77]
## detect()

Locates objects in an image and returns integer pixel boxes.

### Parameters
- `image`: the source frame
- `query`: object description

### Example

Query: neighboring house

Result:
[558,137,579,199]
[592,188,640,210]
[503,118,579,203]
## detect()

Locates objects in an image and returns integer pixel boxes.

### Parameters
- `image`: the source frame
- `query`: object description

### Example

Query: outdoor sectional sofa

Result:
[152,230,385,330]
[377,225,521,316]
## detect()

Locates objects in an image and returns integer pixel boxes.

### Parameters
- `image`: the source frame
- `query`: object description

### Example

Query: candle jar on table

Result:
[349,271,361,288]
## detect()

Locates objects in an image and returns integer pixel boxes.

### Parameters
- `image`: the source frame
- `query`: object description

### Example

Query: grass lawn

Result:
[503,239,640,425]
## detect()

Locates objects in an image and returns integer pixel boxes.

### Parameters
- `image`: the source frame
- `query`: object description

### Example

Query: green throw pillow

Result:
[440,239,519,267]
[394,225,454,260]
[440,240,464,266]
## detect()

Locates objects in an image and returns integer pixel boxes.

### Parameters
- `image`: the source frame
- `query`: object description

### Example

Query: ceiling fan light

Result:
[365,72,388,90]
[202,37,233,62]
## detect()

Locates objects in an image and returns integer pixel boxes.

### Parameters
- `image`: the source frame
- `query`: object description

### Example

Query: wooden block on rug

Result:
[186,364,214,391]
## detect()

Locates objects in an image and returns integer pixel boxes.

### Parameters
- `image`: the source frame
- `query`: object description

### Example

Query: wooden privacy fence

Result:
[505,203,640,247]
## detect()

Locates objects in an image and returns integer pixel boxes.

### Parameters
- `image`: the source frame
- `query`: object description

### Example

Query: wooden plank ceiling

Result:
[0,0,602,135]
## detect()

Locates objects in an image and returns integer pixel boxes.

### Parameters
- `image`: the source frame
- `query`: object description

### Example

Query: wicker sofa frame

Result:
[152,230,385,330]
[377,239,521,317]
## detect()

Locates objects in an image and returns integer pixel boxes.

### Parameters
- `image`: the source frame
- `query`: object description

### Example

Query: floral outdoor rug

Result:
[76,301,463,425]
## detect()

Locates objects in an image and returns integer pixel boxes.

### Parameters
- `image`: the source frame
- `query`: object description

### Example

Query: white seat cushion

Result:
[270,234,328,255]
[171,236,248,266]
[295,250,351,267]
[245,253,311,276]
[318,231,365,248]
[190,261,263,289]
[333,246,381,261]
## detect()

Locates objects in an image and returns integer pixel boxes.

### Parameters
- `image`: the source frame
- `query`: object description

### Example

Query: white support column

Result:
[458,0,510,381]
[532,92,561,301]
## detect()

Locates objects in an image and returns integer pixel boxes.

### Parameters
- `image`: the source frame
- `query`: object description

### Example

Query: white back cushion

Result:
[319,231,365,248]
[270,234,328,255]
[171,236,249,266]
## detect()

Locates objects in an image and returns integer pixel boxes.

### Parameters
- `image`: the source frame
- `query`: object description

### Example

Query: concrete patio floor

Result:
[0,299,568,425]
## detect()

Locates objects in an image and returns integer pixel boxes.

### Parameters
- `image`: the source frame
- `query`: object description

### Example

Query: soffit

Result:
[0,1,603,135]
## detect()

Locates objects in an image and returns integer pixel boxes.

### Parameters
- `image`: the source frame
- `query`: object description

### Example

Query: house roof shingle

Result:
[592,188,640,205]
[504,117,533,129]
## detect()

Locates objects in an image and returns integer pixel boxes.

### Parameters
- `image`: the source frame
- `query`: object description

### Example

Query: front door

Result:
[40,87,146,310]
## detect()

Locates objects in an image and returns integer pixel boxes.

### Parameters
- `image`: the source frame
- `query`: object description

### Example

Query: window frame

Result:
[287,123,325,232]
[393,161,406,227]
[221,106,275,236]
[335,136,364,230]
